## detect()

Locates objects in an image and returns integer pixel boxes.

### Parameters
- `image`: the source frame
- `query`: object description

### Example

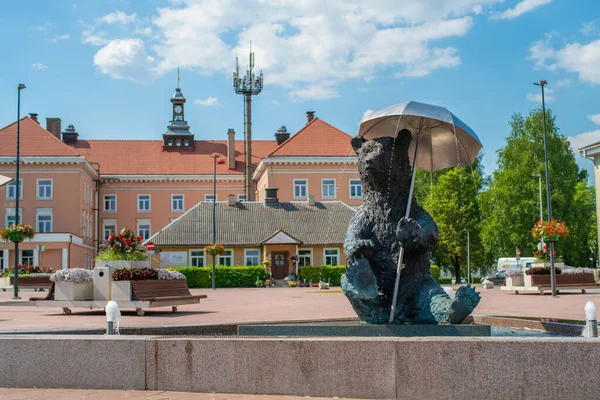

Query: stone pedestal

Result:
[55,281,93,301]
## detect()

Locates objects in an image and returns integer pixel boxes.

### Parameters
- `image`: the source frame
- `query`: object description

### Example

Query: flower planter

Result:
[0,276,11,287]
[55,281,93,301]
[525,273,595,287]
[505,275,524,287]
[111,281,133,301]
[7,231,24,243]
[94,260,150,270]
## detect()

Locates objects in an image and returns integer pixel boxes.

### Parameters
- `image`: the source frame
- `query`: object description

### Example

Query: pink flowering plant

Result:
[157,269,186,280]
[1,223,35,242]
[50,268,94,284]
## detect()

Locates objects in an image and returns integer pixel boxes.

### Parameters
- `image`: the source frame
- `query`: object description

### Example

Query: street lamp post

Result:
[465,229,470,284]
[532,173,544,251]
[534,79,557,297]
[13,84,26,300]
[210,154,219,290]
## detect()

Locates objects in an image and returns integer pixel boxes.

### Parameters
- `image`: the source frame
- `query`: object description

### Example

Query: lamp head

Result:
[532,174,541,177]
[18,84,26,90]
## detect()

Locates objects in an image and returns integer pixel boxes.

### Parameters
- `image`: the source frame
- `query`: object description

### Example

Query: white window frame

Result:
[293,179,308,199]
[324,248,340,266]
[321,178,336,199]
[137,194,151,212]
[5,208,22,228]
[103,220,117,241]
[244,249,261,266]
[171,194,184,212]
[136,218,151,240]
[83,182,88,204]
[217,249,233,266]
[21,249,34,266]
[103,194,117,212]
[6,179,23,200]
[204,194,217,202]
[36,208,53,233]
[189,250,205,267]
[298,248,313,267]
[349,179,363,199]
[35,178,53,200]
[238,194,246,202]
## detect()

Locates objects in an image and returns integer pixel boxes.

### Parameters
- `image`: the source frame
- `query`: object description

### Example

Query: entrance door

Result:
[271,252,288,279]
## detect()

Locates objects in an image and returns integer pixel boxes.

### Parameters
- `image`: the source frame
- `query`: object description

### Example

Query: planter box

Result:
[55,281,94,301]
[94,260,149,270]
[505,276,524,287]
[111,281,133,301]
[0,276,11,287]
[93,260,149,300]
[531,262,565,269]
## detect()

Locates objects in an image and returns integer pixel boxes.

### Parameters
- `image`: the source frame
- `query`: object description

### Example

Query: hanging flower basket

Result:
[531,219,569,242]
[1,224,35,243]
[204,243,225,256]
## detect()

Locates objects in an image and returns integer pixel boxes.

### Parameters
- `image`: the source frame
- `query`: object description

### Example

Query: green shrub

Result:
[438,278,452,284]
[298,266,346,286]
[167,266,268,288]
[430,265,440,282]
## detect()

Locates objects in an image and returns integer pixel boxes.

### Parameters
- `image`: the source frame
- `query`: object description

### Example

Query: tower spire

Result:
[177,67,180,89]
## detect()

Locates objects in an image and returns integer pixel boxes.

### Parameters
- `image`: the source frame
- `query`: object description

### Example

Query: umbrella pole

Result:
[389,134,420,323]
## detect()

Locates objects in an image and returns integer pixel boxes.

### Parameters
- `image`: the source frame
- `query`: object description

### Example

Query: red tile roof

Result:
[73,140,277,175]
[0,117,80,157]
[268,118,355,157]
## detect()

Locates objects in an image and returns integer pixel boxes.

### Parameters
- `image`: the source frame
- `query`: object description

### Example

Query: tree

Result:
[480,108,593,265]
[423,157,486,282]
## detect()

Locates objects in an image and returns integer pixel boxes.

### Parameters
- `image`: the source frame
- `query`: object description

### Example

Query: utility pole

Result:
[210,154,219,290]
[233,44,263,201]
[13,84,26,300]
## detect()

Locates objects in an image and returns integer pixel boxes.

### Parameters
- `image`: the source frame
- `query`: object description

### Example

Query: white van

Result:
[496,257,536,271]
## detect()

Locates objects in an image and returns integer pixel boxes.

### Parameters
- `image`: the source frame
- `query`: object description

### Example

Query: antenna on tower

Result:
[177,67,180,89]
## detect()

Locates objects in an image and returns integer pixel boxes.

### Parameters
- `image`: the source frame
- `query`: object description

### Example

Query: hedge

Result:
[430,265,440,282]
[167,266,268,288]
[298,266,346,286]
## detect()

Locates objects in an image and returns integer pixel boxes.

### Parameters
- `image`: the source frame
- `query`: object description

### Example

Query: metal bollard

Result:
[105,301,120,336]
[585,301,598,338]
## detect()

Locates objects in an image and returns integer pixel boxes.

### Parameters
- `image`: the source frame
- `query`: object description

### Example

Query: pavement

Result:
[0,389,367,399]
[0,285,599,333]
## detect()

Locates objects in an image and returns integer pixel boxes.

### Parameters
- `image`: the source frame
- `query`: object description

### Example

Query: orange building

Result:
[0,87,360,271]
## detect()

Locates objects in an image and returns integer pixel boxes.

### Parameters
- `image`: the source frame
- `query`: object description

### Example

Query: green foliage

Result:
[438,278,452,284]
[167,266,268,288]
[111,268,158,281]
[298,266,346,286]
[525,266,562,275]
[96,250,147,261]
[430,265,440,281]
[480,109,594,267]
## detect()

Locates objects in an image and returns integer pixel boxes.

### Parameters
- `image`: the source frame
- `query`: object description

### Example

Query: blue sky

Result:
[1,0,599,177]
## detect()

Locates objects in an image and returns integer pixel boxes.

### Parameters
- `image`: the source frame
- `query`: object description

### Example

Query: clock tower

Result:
[163,83,195,150]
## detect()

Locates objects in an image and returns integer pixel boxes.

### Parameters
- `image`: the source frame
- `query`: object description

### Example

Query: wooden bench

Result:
[11,276,53,291]
[29,282,55,301]
[537,282,600,295]
[131,280,207,302]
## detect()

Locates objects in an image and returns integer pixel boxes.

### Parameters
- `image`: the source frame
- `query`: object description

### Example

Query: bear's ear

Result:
[351,136,366,154]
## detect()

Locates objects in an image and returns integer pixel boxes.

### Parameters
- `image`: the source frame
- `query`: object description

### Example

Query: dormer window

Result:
[176,139,181,146]
[167,139,173,146]
[184,139,189,146]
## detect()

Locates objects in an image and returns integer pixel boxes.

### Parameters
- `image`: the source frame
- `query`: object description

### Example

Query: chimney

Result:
[274,125,290,145]
[227,129,236,170]
[307,194,316,206]
[306,111,315,123]
[29,113,39,124]
[227,194,236,206]
[46,118,61,139]
[264,188,279,207]
[62,124,79,144]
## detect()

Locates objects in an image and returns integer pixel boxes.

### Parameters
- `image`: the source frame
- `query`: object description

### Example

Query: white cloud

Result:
[98,11,137,25]
[526,88,555,103]
[491,0,551,20]
[136,26,153,36]
[32,62,48,70]
[568,130,600,152]
[50,33,70,43]
[82,33,109,46]
[290,85,340,101]
[193,96,221,106]
[32,25,49,32]
[588,114,600,125]
[581,21,596,36]
[93,39,156,83]
[554,78,571,88]
[529,38,600,84]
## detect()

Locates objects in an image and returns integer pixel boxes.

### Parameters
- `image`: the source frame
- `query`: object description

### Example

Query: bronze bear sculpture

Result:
[342,129,480,324]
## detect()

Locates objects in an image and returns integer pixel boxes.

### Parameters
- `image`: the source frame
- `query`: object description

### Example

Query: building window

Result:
[5,209,22,228]
[6,179,23,200]
[104,194,116,212]
[172,194,184,212]
[294,179,308,199]
[36,209,53,233]
[21,250,34,266]
[324,249,339,266]
[190,250,205,267]
[218,249,233,266]
[103,224,116,240]
[298,249,313,267]
[350,179,363,199]
[245,249,260,266]
[204,194,217,202]
[322,179,336,199]
[83,183,88,204]
[36,179,53,200]
[138,194,151,212]
[138,223,150,240]
[238,194,246,202]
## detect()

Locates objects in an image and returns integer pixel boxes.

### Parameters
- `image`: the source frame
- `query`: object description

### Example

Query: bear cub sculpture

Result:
[341,129,480,324]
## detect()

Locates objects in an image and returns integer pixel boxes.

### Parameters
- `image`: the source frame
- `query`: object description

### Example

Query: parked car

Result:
[480,270,505,286]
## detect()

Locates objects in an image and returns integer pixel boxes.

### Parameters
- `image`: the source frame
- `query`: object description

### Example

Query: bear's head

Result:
[351,129,413,196]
